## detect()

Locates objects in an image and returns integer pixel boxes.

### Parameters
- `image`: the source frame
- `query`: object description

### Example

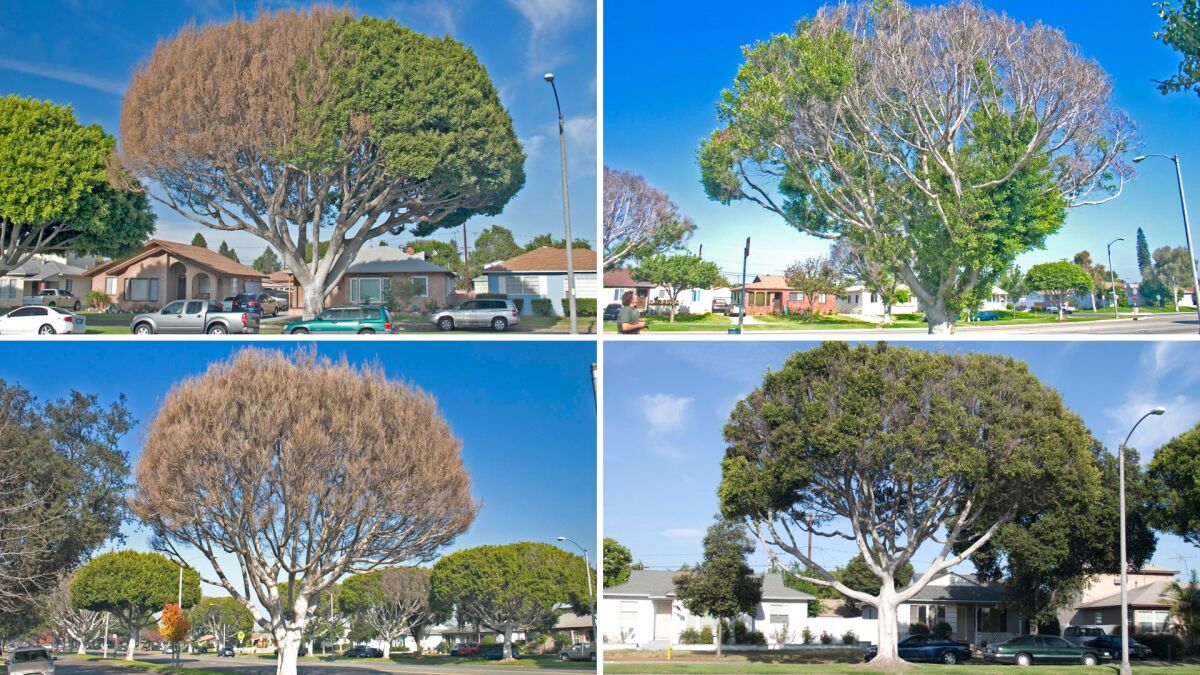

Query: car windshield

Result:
[13,650,49,662]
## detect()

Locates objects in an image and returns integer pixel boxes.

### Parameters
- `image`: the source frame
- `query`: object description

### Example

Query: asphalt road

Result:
[55,654,592,675]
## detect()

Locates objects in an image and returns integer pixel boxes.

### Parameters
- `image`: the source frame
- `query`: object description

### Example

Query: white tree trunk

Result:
[881,303,893,326]
[1089,291,1096,311]
[275,627,304,675]
[1174,285,1180,311]
[382,640,391,659]
[872,580,901,664]
[715,620,722,657]
[302,283,326,322]
[125,629,136,661]
[923,304,955,335]
[502,628,514,661]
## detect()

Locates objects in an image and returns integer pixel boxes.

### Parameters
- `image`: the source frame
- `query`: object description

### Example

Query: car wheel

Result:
[358,328,375,334]
[291,328,308,335]
[941,651,957,665]
[438,317,454,331]
[207,324,228,335]
[1082,654,1098,666]
[38,324,55,335]
[491,316,508,332]
[590,653,596,662]
[1015,653,1033,667]
[134,322,153,335]
[72,301,81,310]
[560,653,569,662]
[47,301,56,307]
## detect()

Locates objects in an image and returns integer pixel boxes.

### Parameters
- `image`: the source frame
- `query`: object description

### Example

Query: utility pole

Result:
[102,613,109,659]
[737,238,750,334]
[462,223,470,293]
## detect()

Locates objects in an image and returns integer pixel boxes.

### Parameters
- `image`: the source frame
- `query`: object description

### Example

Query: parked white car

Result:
[0,306,86,335]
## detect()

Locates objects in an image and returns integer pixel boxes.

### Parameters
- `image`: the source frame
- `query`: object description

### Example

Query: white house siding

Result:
[837,286,919,317]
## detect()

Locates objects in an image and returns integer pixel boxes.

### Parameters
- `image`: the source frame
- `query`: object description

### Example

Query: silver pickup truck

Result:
[130,299,260,335]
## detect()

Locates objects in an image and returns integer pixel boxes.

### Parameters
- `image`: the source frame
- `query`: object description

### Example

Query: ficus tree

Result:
[603,167,695,270]
[190,597,254,648]
[602,538,634,589]
[340,567,440,658]
[672,517,763,656]
[432,542,590,661]
[783,256,845,320]
[1147,421,1200,548]
[631,253,721,322]
[718,342,1104,664]
[70,551,200,661]
[119,8,525,319]
[129,349,476,675]
[1156,0,1200,96]
[0,95,155,277]
[1151,245,1195,310]
[836,555,912,611]
[1024,261,1093,320]
[699,1,1135,334]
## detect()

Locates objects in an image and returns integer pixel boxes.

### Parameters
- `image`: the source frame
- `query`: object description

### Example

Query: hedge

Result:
[1133,633,1186,660]
[562,297,597,316]
[531,298,554,316]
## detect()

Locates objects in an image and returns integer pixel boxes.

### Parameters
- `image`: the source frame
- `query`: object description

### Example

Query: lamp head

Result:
[1151,406,1167,415]
[556,536,567,542]
[1133,155,1147,163]
[544,73,555,82]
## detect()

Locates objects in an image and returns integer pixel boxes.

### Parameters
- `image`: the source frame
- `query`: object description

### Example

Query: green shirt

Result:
[617,305,640,333]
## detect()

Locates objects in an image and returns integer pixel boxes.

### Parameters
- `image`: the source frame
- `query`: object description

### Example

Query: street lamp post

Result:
[556,536,596,647]
[1134,154,1200,333]
[1107,238,1124,319]
[1116,406,1165,675]
[544,73,578,334]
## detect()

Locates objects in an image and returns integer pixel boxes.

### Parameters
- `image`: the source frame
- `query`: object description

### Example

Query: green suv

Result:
[284,305,394,334]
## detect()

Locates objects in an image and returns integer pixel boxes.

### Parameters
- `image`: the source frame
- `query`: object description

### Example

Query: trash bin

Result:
[727,327,741,335]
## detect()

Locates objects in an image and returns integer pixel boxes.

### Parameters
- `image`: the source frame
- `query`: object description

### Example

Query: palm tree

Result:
[1167,571,1200,653]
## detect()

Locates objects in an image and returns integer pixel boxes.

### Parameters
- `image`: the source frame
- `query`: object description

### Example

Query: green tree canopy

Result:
[406,239,464,281]
[631,253,721,322]
[719,343,1106,663]
[1151,245,1195,309]
[432,542,590,660]
[252,248,282,274]
[1148,422,1200,548]
[1025,261,1093,320]
[603,538,634,589]
[673,516,763,656]
[1137,227,1153,277]
[340,567,441,658]
[217,241,239,263]
[698,1,1133,334]
[1156,0,1200,96]
[71,551,200,660]
[190,233,208,248]
[119,9,525,319]
[783,256,846,320]
[0,95,155,275]
[472,225,524,276]
[190,597,254,647]
[837,555,913,610]
[524,233,592,251]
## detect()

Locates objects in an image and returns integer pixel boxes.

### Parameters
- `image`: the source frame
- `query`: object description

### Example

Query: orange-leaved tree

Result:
[160,603,190,665]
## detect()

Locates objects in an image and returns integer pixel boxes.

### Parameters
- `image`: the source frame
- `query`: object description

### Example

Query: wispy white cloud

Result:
[521,134,546,160]
[505,0,589,74]
[1142,341,1200,388]
[564,114,597,176]
[387,0,467,35]
[1104,392,1200,457]
[0,57,125,95]
[640,393,693,436]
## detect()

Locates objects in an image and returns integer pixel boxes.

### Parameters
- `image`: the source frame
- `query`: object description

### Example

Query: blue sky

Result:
[605,341,1200,580]
[0,341,596,594]
[604,0,1200,284]
[0,0,596,261]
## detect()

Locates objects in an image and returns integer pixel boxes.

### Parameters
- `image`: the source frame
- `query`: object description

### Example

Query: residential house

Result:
[603,269,653,310]
[84,239,266,310]
[0,253,96,308]
[1061,566,1180,636]
[837,284,920,318]
[729,275,839,316]
[412,605,593,653]
[602,569,814,647]
[865,571,1025,646]
[977,286,1010,312]
[664,285,732,315]
[325,246,457,311]
[482,247,598,316]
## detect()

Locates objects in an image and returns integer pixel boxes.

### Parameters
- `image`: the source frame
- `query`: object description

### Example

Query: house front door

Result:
[653,600,672,641]
[958,605,975,643]
[176,274,187,300]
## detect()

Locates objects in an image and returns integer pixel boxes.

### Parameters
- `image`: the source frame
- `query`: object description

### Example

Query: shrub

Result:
[532,298,554,316]
[801,627,814,644]
[769,624,792,645]
[1135,633,1185,660]
[436,642,450,654]
[84,290,110,310]
[745,630,767,646]
[678,628,703,645]
[932,622,953,639]
[563,297,597,316]
[482,635,498,645]
[699,626,714,644]
[894,312,924,321]
[513,298,524,313]
[842,630,858,645]
[819,631,833,645]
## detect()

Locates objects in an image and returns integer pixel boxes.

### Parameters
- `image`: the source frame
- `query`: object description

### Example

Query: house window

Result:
[691,290,701,302]
[613,289,623,301]
[505,275,541,295]
[351,277,385,304]
[105,276,118,295]
[125,278,159,302]
[769,604,788,626]
[64,279,73,293]
[229,277,239,293]
[912,605,946,625]
[818,293,827,304]
[979,607,1007,632]
[0,278,17,300]
[620,601,640,640]
[410,276,429,297]
[1135,609,1169,633]
[789,292,802,302]
[196,275,211,294]
[871,292,879,303]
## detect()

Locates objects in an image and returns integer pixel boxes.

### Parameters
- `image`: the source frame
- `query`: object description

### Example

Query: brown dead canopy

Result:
[131,348,477,567]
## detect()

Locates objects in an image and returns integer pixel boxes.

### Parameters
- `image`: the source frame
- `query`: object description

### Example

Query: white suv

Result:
[432,299,521,332]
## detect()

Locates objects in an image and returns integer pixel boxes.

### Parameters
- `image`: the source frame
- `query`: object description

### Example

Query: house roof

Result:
[1079,580,1174,610]
[555,612,593,630]
[905,574,1008,604]
[347,257,455,276]
[5,256,90,280]
[744,275,792,291]
[604,269,654,288]
[604,569,815,601]
[85,239,266,279]
[486,247,598,273]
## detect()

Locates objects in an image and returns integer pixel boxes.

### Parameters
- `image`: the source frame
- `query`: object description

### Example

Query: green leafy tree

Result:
[783,256,846,321]
[0,95,155,276]
[340,567,441,658]
[673,516,763,656]
[471,225,524,278]
[432,542,590,661]
[1156,0,1200,96]
[407,239,464,281]
[71,551,200,660]
[0,383,133,616]
[1025,262,1093,320]
[1000,264,1028,309]
[190,597,254,648]
[524,233,592,251]
[119,10,525,319]
[837,555,912,611]
[1148,422,1200,548]
[1166,571,1200,651]
[1072,252,1105,311]
[831,239,903,324]
[698,1,1133,334]
[216,241,239,263]
[782,565,837,618]
[1137,227,1153,278]
[190,233,208,249]
[603,538,634,588]
[631,253,721,322]
[1152,246,1195,309]
[251,248,282,274]
[719,343,1106,664]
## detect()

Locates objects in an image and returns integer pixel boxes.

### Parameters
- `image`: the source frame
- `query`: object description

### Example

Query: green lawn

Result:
[516,316,597,333]
[86,325,134,334]
[254,652,592,668]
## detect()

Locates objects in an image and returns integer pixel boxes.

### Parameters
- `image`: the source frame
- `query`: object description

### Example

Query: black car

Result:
[603,303,621,321]
[864,635,973,664]
[342,645,384,658]
[1083,635,1152,660]
[225,292,279,317]
[217,646,235,657]
[480,643,519,660]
